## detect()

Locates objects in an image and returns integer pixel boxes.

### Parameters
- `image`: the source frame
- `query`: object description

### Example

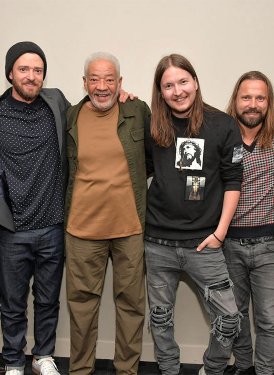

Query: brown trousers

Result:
[66,233,145,375]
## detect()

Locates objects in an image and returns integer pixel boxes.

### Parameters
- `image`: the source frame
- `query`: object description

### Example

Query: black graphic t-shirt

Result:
[144,109,243,241]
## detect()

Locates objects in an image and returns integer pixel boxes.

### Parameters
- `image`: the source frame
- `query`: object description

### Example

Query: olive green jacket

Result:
[65,96,151,231]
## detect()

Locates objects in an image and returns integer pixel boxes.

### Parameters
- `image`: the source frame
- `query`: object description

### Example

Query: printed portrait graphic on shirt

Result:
[185,176,206,201]
[175,138,204,170]
[232,145,243,163]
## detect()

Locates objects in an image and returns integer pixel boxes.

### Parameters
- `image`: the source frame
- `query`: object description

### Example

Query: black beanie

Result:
[5,41,47,83]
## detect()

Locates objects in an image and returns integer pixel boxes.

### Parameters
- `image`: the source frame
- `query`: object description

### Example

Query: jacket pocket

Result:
[130,128,144,141]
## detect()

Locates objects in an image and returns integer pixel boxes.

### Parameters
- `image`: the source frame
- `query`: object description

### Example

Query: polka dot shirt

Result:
[0,94,64,231]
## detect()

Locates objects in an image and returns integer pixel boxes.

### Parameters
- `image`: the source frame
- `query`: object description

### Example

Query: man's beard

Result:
[237,109,265,129]
[13,79,41,102]
[181,153,195,167]
[89,89,119,112]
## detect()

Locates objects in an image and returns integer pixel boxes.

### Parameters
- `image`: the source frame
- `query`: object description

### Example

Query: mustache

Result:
[24,79,38,85]
[94,90,110,93]
[243,109,262,114]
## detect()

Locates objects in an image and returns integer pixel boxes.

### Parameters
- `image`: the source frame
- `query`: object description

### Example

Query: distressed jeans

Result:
[145,240,241,375]
[223,238,274,375]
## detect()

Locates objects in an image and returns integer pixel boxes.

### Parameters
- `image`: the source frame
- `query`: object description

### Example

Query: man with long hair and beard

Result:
[223,71,274,375]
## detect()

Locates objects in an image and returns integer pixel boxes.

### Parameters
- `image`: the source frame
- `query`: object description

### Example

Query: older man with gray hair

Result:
[65,52,151,375]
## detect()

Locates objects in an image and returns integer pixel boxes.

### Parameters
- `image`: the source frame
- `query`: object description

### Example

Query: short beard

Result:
[236,110,265,129]
[89,90,119,112]
[13,80,41,102]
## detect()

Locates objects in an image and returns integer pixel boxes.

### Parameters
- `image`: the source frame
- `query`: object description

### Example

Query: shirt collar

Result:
[6,92,44,110]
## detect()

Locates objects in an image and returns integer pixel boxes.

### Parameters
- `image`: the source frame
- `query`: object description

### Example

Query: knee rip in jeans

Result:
[149,306,174,332]
[205,278,242,347]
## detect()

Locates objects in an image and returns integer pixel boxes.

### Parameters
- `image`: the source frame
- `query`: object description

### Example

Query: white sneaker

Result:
[5,370,24,375]
[199,366,206,375]
[32,357,60,375]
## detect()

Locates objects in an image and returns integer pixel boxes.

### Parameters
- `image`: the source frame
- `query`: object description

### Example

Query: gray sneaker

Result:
[32,357,60,375]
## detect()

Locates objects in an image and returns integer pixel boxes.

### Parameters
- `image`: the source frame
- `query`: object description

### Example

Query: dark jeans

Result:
[0,224,64,369]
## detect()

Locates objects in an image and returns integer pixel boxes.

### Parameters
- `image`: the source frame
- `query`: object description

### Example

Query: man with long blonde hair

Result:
[224,71,274,375]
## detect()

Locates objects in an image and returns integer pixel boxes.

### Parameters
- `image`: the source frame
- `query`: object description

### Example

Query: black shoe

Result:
[224,364,255,375]
[0,362,5,374]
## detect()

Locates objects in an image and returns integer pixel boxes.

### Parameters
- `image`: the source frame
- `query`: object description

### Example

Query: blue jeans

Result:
[0,225,64,369]
[223,238,274,375]
[145,241,241,375]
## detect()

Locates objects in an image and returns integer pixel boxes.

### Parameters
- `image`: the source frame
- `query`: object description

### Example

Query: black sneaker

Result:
[224,364,255,375]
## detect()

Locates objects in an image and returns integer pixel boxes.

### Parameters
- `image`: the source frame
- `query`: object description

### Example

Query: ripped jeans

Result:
[145,240,241,375]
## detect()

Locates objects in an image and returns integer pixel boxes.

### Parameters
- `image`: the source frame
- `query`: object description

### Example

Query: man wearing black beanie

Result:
[0,41,70,375]
[5,41,47,83]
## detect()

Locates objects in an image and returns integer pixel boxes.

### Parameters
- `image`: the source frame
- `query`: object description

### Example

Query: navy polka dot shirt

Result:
[0,94,64,231]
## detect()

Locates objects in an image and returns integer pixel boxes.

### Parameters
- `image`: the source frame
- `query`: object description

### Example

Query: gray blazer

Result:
[0,88,70,232]
[0,177,15,232]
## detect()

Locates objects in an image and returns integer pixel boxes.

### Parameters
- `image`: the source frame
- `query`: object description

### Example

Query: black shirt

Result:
[0,93,64,231]
[145,109,243,241]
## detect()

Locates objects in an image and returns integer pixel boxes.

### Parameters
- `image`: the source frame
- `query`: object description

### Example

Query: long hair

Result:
[151,54,205,147]
[227,71,274,148]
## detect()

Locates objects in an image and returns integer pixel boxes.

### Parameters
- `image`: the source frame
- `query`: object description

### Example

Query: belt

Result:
[232,236,274,246]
